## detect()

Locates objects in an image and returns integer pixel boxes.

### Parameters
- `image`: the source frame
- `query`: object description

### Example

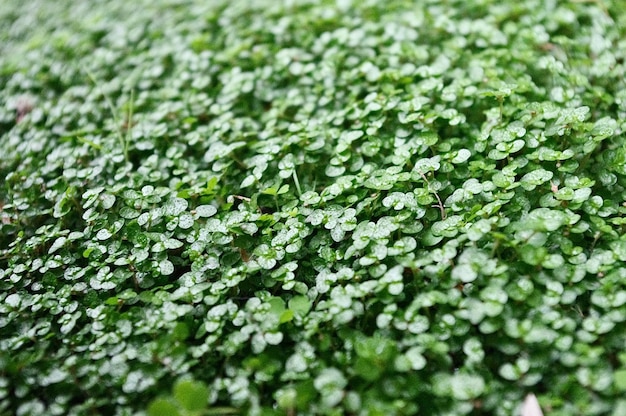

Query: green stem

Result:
[292,170,302,197]
[83,68,130,162]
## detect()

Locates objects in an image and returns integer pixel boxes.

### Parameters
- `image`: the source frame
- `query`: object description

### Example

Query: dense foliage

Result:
[2,0,626,415]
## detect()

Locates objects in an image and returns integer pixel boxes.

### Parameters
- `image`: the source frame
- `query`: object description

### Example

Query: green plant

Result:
[1,0,626,415]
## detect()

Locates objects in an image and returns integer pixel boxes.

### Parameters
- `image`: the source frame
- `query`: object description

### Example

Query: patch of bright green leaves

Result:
[2,0,626,415]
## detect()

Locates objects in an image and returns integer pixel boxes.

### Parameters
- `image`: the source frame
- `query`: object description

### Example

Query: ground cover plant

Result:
[1,0,626,414]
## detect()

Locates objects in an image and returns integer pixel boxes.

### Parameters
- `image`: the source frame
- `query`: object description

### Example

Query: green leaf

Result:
[519,245,547,266]
[314,368,347,407]
[279,309,294,323]
[164,238,183,249]
[413,156,441,174]
[432,372,485,400]
[96,229,113,240]
[364,169,396,190]
[405,347,427,370]
[147,399,181,416]
[615,369,626,391]
[178,213,194,229]
[451,264,477,283]
[520,169,553,191]
[611,241,626,262]
[451,149,471,164]
[173,379,209,412]
[354,357,383,381]
[288,295,311,316]
[516,208,569,232]
[48,236,67,254]
[268,297,286,318]
[159,259,174,275]
[164,197,189,216]
[195,205,217,218]
[101,194,116,209]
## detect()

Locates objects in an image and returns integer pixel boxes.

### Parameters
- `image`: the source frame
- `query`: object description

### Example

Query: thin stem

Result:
[419,171,446,219]
[292,170,302,197]
[83,68,129,162]
[124,89,134,162]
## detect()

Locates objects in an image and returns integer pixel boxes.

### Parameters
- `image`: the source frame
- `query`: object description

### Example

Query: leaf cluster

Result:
[1,0,626,415]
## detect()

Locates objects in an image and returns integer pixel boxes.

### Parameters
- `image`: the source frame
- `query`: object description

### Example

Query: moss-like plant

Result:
[1,0,626,415]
